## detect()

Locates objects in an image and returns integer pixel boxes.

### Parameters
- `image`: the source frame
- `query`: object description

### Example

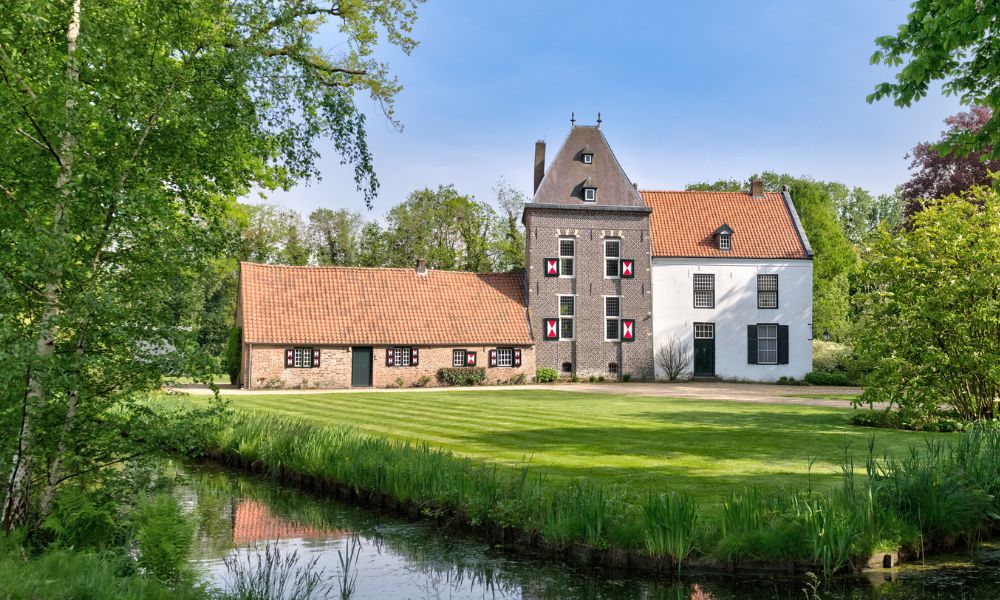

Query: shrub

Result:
[508,373,526,385]
[655,335,691,381]
[535,368,558,383]
[597,376,605,383]
[436,367,486,386]
[588,375,597,383]
[622,373,632,382]
[42,488,119,551]
[413,375,432,388]
[132,495,195,583]
[804,371,851,386]
[570,373,579,383]
[776,376,806,386]
[225,327,242,385]
[811,340,852,373]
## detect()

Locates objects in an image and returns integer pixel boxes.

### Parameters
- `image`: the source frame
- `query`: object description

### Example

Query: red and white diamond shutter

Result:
[620,259,634,278]
[312,348,321,368]
[513,349,522,367]
[489,349,498,367]
[466,351,477,367]
[411,348,419,366]
[285,349,294,368]
[544,258,559,277]
[544,318,559,340]
[385,348,394,367]
[621,319,636,342]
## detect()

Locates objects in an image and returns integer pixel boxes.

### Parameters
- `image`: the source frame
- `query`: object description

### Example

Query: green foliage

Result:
[413,375,432,388]
[535,368,559,383]
[641,492,698,570]
[225,328,242,386]
[855,190,1000,421]
[811,340,852,373]
[622,373,631,382]
[132,495,195,584]
[42,488,119,552]
[223,543,331,600]
[803,372,851,386]
[851,410,971,433]
[492,178,527,272]
[436,367,486,386]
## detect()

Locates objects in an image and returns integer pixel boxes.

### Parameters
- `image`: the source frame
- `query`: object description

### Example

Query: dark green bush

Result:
[42,488,119,551]
[413,375,432,387]
[132,495,194,583]
[225,327,242,385]
[622,373,631,382]
[776,376,806,386]
[436,367,486,386]
[535,368,558,383]
[508,373,526,385]
[851,409,972,432]
[804,371,851,386]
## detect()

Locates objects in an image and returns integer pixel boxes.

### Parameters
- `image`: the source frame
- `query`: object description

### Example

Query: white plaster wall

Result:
[651,257,813,381]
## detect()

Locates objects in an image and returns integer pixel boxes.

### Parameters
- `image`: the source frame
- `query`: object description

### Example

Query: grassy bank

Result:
[178,407,1000,574]
[195,389,922,503]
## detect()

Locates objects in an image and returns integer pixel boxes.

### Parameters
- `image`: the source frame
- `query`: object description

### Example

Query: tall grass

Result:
[170,405,1000,574]
[222,543,331,600]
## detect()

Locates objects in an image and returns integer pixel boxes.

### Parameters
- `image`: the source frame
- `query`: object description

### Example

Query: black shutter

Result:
[747,325,758,364]
[777,325,789,365]
[312,348,321,368]
[285,349,294,368]
[411,347,419,366]
[386,348,394,367]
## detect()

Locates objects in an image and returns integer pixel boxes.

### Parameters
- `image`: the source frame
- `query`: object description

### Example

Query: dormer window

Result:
[583,153,593,164]
[584,187,596,201]
[713,224,734,251]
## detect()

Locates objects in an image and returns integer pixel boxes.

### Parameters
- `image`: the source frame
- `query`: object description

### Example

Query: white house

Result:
[643,182,814,381]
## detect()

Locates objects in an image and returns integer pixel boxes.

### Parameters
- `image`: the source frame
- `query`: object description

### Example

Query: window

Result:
[608,362,619,375]
[559,295,575,340]
[758,324,778,364]
[604,239,621,278]
[693,274,715,309]
[695,323,715,339]
[561,362,573,373]
[559,238,575,277]
[758,274,778,309]
[452,349,466,367]
[583,153,593,164]
[584,187,596,202]
[605,296,621,341]
[719,233,731,251]
[496,347,514,367]
[292,347,313,368]
[393,346,412,367]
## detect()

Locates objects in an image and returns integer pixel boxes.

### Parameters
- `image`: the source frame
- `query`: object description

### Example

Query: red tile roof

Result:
[233,500,339,544]
[239,262,532,346]
[641,191,811,259]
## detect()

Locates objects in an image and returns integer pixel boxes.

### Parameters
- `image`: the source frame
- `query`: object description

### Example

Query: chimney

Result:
[750,178,765,198]
[415,258,427,275]
[533,141,545,194]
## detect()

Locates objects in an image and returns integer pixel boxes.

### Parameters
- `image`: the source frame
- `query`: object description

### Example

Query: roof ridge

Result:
[640,189,780,195]
[240,261,524,277]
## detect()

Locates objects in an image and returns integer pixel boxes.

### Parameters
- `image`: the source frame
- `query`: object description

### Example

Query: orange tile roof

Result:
[239,263,532,346]
[641,191,811,259]
[233,500,339,544]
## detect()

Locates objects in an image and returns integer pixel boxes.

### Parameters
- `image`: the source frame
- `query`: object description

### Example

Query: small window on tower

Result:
[584,188,596,202]
[583,153,593,164]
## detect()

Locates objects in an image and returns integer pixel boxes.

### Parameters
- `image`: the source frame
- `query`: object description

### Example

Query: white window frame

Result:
[452,349,466,367]
[693,273,715,309]
[604,238,621,279]
[292,347,314,368]
[758,324,778,365]
[559,237,575,279]
[584,188,596,202]
[604,295,621,342]
[694,323,715,339]
[757,274,778,309]
[496,347,514,368]
[393,346,412,367]
[719,233,731,251]
[559,295,575,340]
[583,153,593,164]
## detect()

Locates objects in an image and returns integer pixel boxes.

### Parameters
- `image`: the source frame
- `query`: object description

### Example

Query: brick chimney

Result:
[750,178,765,198]
[415,258,427,275]
[533,140,545,194]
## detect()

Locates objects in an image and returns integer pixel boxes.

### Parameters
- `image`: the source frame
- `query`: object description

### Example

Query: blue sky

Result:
[263,0,963,217]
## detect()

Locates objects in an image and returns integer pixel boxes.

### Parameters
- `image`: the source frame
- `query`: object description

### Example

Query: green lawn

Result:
[211,389,944,504]
[781,392,862,401]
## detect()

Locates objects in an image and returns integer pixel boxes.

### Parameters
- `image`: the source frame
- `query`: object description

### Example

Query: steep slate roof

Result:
[239,262,532,345]
[641,191,812,259]
[531,125,647,208]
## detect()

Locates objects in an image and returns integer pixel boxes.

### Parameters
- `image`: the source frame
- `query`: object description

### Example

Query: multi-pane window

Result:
[608,362,619,375]
[496,347,514,367]
[719,233,732,251]
[605,296,621,341]
[292,347,314,368]
[757,324,778,364]
[584,188,596,201]
[604,239,621,278]
[452,349,466,367]
[559,238,575,278]
[559,295,575,340]
[758,274,778,309]
[693,274,715,309]
[694,323,714,339]
[393,346,412,367]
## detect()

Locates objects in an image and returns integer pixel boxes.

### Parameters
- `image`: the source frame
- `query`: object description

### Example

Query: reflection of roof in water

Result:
[233,499,342,544]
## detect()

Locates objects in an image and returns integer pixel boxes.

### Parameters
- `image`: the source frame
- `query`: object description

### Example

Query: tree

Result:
[357,221,390,267]
[655,336,692,382]
[493,178,527,272]
[308,208,364,266]
[0,0,423,530]
[279,213,311,266]
[899,107,1000,217]
[854,188,1000,422]
[869,2,1000,160]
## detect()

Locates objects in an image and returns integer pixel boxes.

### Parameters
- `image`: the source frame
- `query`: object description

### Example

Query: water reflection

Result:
[170,460,1000,599]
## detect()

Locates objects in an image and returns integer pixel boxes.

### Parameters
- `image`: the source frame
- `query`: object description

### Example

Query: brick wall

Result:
[244,344,535,389]
[524,207,654,379]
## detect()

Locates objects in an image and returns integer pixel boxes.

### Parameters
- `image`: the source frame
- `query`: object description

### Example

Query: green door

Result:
[693,323,715,377]
[351,347,372,387]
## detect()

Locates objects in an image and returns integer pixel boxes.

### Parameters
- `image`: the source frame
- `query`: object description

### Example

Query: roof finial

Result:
[570,112,575,127]
[597,112,602,128]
